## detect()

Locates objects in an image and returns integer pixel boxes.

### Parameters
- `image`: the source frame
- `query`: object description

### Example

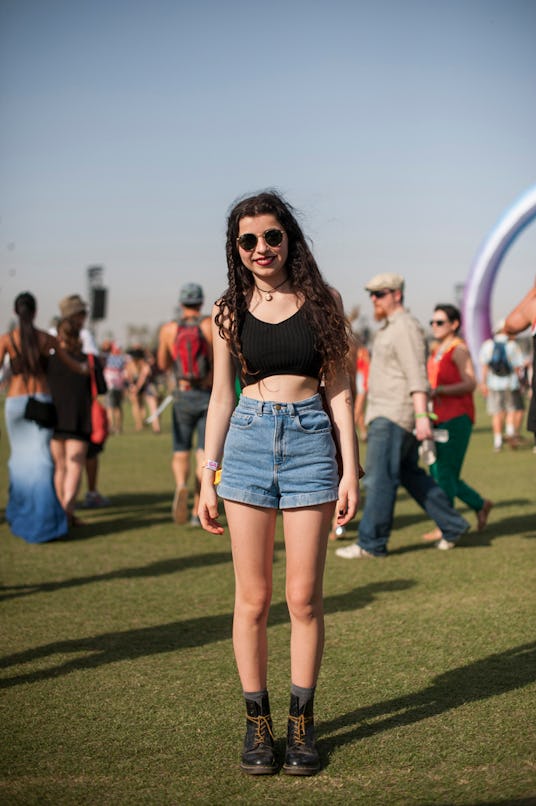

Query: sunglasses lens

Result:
[237,233,258,251]
[238,229,284,251]
[264,229,283,247]
[430,319,447,326]
[370,290,387,298]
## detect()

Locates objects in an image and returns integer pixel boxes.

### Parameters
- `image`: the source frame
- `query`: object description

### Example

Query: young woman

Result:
[198,191,360,776]
[48,317,105,526]
[0,292,88,542]
[424,304,492,540]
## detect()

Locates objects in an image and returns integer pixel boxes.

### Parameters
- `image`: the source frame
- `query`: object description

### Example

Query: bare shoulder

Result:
[159,320,177,340]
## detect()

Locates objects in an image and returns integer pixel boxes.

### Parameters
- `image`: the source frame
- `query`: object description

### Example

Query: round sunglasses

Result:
[237,228,284,252]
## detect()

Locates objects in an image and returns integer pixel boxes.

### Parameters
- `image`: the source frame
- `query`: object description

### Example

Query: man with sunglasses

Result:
[336,273,469,558]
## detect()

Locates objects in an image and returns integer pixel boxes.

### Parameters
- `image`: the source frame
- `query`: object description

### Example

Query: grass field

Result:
[1,398,535,805]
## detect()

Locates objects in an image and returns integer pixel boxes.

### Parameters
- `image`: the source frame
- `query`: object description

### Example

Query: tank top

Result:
[236,306,322,387]
[427,337,475,424]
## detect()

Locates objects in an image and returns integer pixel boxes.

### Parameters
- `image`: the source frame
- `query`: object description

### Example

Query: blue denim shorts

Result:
[217,393,339,509]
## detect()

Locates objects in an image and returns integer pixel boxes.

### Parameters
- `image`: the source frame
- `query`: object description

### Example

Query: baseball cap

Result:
[59,294,88,318]
[179,283,204,306]
[364,273,405,293]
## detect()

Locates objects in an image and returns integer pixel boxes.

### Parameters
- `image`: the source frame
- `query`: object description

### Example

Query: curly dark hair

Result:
[216,190,351,382]
[14,292,42,377]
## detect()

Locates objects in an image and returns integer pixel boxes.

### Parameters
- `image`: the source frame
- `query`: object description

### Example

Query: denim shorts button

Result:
[274,404,281,410]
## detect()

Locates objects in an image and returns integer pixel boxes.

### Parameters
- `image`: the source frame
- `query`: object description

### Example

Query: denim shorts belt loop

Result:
[217,393,339,509]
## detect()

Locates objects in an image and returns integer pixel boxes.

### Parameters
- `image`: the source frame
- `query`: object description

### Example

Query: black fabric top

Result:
[235,305,322,387]
[48,352,106,440]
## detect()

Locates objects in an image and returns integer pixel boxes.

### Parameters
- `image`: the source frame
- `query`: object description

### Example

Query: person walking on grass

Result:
[157,283,213,526]
[336,273,469,559]
[0,292,89,542]
[478,320,526,452]
[55,294,111,509]
[198,191,360,776]
[423,304,493,543]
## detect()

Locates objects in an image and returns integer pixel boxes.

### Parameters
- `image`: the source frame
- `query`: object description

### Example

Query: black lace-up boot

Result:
[240,693,277,775]
[283,693,320,776]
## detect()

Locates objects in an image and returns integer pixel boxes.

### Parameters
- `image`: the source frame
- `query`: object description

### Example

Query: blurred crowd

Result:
[0,280,534,546]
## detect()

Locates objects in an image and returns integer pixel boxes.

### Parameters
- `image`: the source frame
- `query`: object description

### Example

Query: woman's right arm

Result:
[198,306,237,535]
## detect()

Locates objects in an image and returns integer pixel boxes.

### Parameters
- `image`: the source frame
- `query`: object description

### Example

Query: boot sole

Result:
[282,764,320,776]
[240,763,278,775]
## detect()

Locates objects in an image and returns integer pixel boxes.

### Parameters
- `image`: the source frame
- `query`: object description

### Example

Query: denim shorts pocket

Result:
[294,408,331,434]
[229,410,256,430]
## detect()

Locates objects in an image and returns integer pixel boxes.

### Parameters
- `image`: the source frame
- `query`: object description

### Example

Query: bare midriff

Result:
[241,374,319,403]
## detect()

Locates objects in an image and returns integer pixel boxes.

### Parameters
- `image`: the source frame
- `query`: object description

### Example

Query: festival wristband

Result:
[204,460,219,471]
[415,412,438,421]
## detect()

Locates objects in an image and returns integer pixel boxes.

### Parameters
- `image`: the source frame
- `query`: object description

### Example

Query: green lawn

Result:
[1,398,535,805]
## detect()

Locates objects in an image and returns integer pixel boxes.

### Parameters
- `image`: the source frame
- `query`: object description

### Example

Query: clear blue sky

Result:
[1,0,535,345]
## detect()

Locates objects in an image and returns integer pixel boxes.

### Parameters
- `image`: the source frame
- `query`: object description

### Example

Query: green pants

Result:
[429,414,484,513]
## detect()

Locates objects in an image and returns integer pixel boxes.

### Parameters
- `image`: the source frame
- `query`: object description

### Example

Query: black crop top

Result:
[235,306,323,387]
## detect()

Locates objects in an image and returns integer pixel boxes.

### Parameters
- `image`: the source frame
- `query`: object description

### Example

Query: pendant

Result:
[265,293,273,301]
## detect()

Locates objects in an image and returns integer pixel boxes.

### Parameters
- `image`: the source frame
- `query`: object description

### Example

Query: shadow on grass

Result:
[0,552,233,602]
[0,579,414,687]
[317,640,536,766]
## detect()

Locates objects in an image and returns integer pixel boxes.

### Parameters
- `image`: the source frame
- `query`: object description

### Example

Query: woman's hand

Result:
[335,474,360,526]
[198,479,225,535]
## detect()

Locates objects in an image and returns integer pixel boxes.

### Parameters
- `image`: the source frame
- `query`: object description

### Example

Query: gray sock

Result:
[291,683,315,709]
[243,689,268,707]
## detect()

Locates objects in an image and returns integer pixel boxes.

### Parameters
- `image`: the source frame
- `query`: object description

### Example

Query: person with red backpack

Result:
[157,283,213,525]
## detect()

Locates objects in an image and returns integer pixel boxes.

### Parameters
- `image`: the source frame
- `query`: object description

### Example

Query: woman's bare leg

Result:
[282,502,333,688]
[224,500,277,692]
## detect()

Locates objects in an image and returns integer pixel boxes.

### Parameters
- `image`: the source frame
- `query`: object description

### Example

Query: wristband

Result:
[415,412,438,421]
[204,459,219,471]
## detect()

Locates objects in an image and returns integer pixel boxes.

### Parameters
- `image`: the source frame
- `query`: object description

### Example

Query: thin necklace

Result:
[254,277,288,301]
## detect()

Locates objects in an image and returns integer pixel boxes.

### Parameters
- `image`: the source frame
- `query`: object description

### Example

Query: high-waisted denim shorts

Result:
[217,393,339,509]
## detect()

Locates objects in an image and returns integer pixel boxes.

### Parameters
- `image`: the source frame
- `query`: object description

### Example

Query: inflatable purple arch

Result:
[463,184,536,374]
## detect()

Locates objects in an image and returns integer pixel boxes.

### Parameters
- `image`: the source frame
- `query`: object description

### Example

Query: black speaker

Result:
[91,287,107,321]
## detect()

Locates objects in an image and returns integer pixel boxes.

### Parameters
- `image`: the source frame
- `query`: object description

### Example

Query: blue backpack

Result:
[488,339,512,377]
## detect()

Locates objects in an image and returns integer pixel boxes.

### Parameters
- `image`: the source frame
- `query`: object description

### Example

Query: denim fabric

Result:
[358,417,469,555]
[217,393,339,509]
[172,388,211,452]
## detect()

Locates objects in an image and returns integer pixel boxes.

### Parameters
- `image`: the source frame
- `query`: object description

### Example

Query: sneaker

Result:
[83,491,110,508]
[437,537,455,550]
[335,544,375,559]
[172,487,189,524]
[189,515,201,527]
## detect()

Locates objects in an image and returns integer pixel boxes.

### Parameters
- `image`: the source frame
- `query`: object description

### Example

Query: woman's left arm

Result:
[324,373,361,526]
[324,289,360,524]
